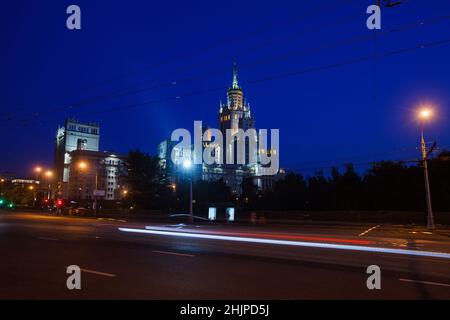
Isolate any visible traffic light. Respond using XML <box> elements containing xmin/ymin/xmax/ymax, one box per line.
<box><xmin>56</xmin><ymin>199</ymin><xmax>64</xmax><ymax>208</ymax></box>
<box><xmin>0</xmin><ymin>199</ymin><xmax>4</xmax><ymax>205</ymax></box>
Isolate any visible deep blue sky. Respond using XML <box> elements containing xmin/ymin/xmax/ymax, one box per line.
<box><xmin>1</xmin><ymin>0</ymin><xmax>450</xmax><ymax>177</ymax></box>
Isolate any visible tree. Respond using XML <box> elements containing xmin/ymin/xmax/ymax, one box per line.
<box><xmin>362</xmin><ymin>161</ymin><xmax>423</xmax><ymax>211</ymax></box>
<box><xmin>271</xmin><ymin>173</ymin><xmax>307</xmax><ymax>210</ymax></box>
<box><xmin>330</xmin><ymin>164</ymin><xmax>362</xmax><ymax>210</ymax></box>
<box><xmin>4</xmin><ymin>185</ymin><xmax>35</xmax><ymax>206</ymax></box>
<box><xmin>174</xmin><ymin>178</ymin><xmax>232</xmax><ymax>213</ymax></box>
<box><xmin>126</xmin><ymin>150</ymin><xmax>169</xmax><ymax>209</ymax></box>
<box><xmin>240</xmin><ymin>176</ymin><xmax>258</xmax><ymax>210</ymax></box>
<box><xmin>307</xmin><ymin>171</ymin><xmax>330</xmax><ymax>210</ymax></box>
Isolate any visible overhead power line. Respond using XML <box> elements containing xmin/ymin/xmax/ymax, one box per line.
<box><xmin>3</xmin><ymin>1</ymin><xmax>362</xmax><ymax>120</ymax></box>
<box><xmin>3</xmin><ymin>0</ymin><xmax>359</xmax><ymax>117</ymax></box>
<box><xmin>2</xmin><ymin>32</ymin><xmax>450</xmax><ymax>131</ymax></box>
<box><xmin>23</xmin><ymin>33</ymin><xmax>450</xmax><ymax>125</ymax></box>
<box><xmin>5</xmin><ymin>10</ymin><xmax>448</xmax><ymax>126</ymax></box>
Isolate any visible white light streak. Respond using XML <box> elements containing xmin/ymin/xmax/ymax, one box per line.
<box><xmin>118</xmin><ymin>227</ymin><xmax>450</xmax><ymax>260</ymax></box>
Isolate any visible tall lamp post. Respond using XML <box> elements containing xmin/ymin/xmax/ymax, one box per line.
<box><xmin>29</xmin><ymin>185</ymin><xmax>36</xmax><ymax>207</ymax></box>
<box><xmin>34</xmin><ymin>166</ymin><xmax>42</xmax><ymax>178</ymax></box>
<box><xmin>418</xmin><ymin>108</ymin><xmax>435</xmax><ymax>230</ymax></box>
<box><xmin>78</xmin><ymin>161</ymin><xmax>98</xmax><ymax>217</ymax></box>
<box><xmin>182</xmin><ymin>159</ymin><xmax>193</xmax><ymax>223</ymax></box>
<box><xmin>33</xmin><ymin>166</ymin><xmax>54</xmax><ymax>208</ymax></box>
<box><xmin>45</xmin><ymin>170</ymin><xmax>53</xmax><ymax>201</ymax></box>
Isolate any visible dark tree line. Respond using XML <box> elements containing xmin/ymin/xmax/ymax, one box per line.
<box><xmin>255</xmin><ymin>152</ymin><xmax>450</xmax><ymax>212</ymax></box>
<box><xmin>126</xmin><ymin>150</ymin><xmax>450</xmax><ymax>212</ymax></box>
<box><xmin>126</xmin><ymin>150</ymin><xmax>172</xmax><ymax>209</ymax></box>
<box><xmin>126</xmin><ymin>150</ymin><xmax>232</xmax><ymax>211</ymax></box>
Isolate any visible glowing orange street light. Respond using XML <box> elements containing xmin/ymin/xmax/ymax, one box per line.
<box><xmin>34</xmin><ymin>166</ymin><xmax>42</xmax><ymax>173</ymax></box>
<box><xmin>77</xmin><ymin>161</ymin><xmax>99</xmax><ymax>217</ymax></box>
<box><xmin>78</xmin><ymin>161</ymin><xmax>88</xmax><ymax>170</ymax></box>
<box><xmin>44</xmin><ymin>170</ymin><xmax>53</xmax><ymax>200</ymax></box>
<box><xmin>417</xmin><ymin>106</ymin><xmax>435</xmax><ymax>229</ymax></box>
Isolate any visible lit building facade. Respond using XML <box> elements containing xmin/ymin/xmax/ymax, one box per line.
<box><xmin>54</xmin><ymin>118</ymin><xmax>100</xmax><ymax>197</ymax></box>
<box><xmin>67</xmin><ymin>150</ymin><xmax>127</xmax><ymax>201</ymax></box>
<box><xmin>54</xmin><ymin>119</ymin><xmax>128</xmax><ymax>201</ymax></box>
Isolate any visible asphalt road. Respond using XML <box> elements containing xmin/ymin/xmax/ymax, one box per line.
<box><xmin>1</xmin><ymin>210</ymin><xmax>450</xmax><ymax>299</ymax></box>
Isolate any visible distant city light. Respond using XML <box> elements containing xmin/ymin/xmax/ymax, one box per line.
<box><xmin>34</xmin><ymin>166</ymin><xmax>42</xmax><ymax>173</ymax></box>
<box><xmin>183</xmin><ymin>159</ymin><xmax>192</xmax><ymax>169</ymax></box>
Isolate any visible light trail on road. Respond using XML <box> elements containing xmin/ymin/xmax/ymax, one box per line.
<box><xmin>144</xmin><ymin>225</ymin><xmax>374</xmax><ymax>245</ymax></box>
<box><xmin>119</xmin><ymin>227</ymin><xmax>450</xmax><ymax>260</ymax></box>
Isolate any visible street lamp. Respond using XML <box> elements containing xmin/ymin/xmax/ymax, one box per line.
<box><xmin>33</xmin><ymin>166</ymin><xmax>42</xmax><ymax>184</ymax></box>
<box><xmin>78</xmin><ymin>162</ymin><xmax>87</xmax><ymax>170</ymax></box>
<box><xmin>418</xmin><ymin>107</ymin><xmax>435</xmax><ymax>230</ymax></box>
<box><xmin>78</xmin><ymin>161</ymin><xmax>98</xmax><ymax>217</ymax></box>
<box><xmin>28</xmin><ymin>185</ymin><xmax>37</xmax><ymax>207</ymax></box>
<box><xmin>45</xmin><ymin>170</ymin><xmax>53</xmax><ymax>200</ymax></box>
<box><xmin>182</xmin><ymin>159</ymin><xmax>193</xmax><ymax>223</ymax></box>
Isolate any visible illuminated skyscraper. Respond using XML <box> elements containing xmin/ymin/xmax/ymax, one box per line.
<box><xmin>159</xmin><ymin>64</ymin><xmax>281</xmax><ymax>194</ymax></box>
<box><xmin>207</xmin><ymin>63</ymin><xmax>259</xmax><ymax>193</ymax></box>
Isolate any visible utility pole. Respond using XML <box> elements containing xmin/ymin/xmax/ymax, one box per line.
<box><xmin>189</xmin><ymin>178</ymin><xmax>193</xmax><ymax>223</ymax></box>
<box><xmin>421</xmin><ymin>121</ymin><xmax>435</xmax><ymax>230</ymax></box>
<box><xmin>94</xmin><ymin>172</ymin><xmax>98</xmax><ymax>217</ymax></box>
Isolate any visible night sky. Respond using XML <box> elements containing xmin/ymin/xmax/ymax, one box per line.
<box><xmin>1</xmin><ymin>0</ymin><xmax>450</xmax><ymax>177</ymax></box>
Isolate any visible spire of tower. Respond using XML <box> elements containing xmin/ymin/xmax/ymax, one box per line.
<box><xmin>232</xmin><ymin>62</ymin><xmax>239</xmax><ymax>89</ymax></box>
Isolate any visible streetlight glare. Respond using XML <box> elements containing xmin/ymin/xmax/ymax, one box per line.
<box><xmin>417</xmin><ymin>105</ymin><xmax>435</xmax><ymax>230</ymax></box>
<box><xmin>45</xmin><ymin>171</ymin><xmax>53</xmax><ymax>177</ymax></box>
<box><xmin>183</xmin><ymin>159</ymin><xmax>192</xmax><ymax>169</ymax></box>
<box><xmin>78</xmin><ymin>162</ymin><xmax>88</xmax><ymax>170</ymax></box>
<box><xmin>418</xmin><ymin>107</ymin><xmax>433</xmax><ymax>120</ymax></box>
<box><xmin>34</xmin><ymin>166</ymin><xmax>42</xmax><ymax>173</ymax></box>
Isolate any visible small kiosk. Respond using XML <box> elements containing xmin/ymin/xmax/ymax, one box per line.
<box><xmin>207</xmin><ymin>202</ymin><xmax>236</xmax><ymax>222</ymax></box>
